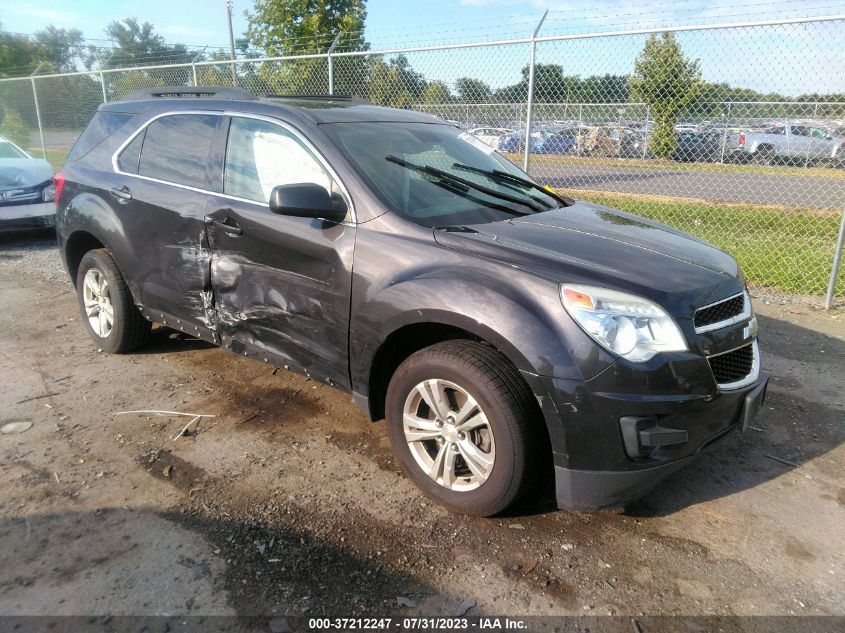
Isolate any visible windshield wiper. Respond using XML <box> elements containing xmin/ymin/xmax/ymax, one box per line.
<box><xmin>452</xmin><ymin>162</ymin><xmax>573</xmax><ymax>207</ymax></box>
<box><xmin>386</xmin><ymin>155</ymin><xmax>545</xmax><ymax>213</ymax></box>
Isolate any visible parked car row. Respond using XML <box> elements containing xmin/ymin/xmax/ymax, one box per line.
<box><xmin>466</xmin><ymin>120</ymin><xmax>845</xmax><ymax>166</ymax></box>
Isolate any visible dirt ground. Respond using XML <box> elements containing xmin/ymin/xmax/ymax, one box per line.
<box><xmin>0</xmin><ymin>231</ymin><xmax>843</xmax><ymax>622</ymax></box>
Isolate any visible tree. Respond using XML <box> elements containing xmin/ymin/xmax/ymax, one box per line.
<box><xmin>421</xmin><ymin>81</ymin><xmax>451</xmax><ymax>104</ymax></box>
<box><xmin>455</xmin><ymin>77</ymin><xmax>491</xmax><ymax>102</ymax></box>
<box><xmin>246</xmin><ymin>0</ymin><xmax>368</xmax><ymax>55</ymax></box>
<box><xmin>630</xmin><ymin>32</ymin><xmax>702</xmax><ymax>159</ymax></box>
<box><xmin>245</xmin><ymin>0</ymin><xmax>369</xmax><ymax>95</ymax></box>
<box><xmin>96</xmin><ymin>18</ymin><xmax>192</xmax><ymax>68</ymax></box>
<box><xmin>0</xmin><ymin>23</ymin><xmax>41</xmax><ymax>77</ymax></box>
<box><xmin>33</xmin><ymin>26</ymin><xmax>85</xmax><ymax>73</ymax></box>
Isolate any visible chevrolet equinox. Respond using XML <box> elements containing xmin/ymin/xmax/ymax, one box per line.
<box><xmin>55</xmin><ymin>87</ymin><xmax>768</xmax><ymax>516</ymax></box>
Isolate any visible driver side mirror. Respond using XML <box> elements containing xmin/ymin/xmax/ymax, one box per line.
<box><xmin>269</xmin><ymin>183</ymin><xmax>347</xmax><ymax>222</ymax></box>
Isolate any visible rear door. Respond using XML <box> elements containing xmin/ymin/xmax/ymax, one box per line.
<box><xmin>205</xmin><ymin>114</ymin><xmax>355</xmax><ymax>388</ymax></box>
<box><xmin>113</xmin><ymin>112</ymin><xmax>222</xmax><ymax>329</ymax></box>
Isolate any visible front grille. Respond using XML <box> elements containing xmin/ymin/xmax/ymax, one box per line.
<box><xmin>695</xmin><ymin>293</ymin><xmax>745</xmax><ymax>330</ymax></box>
<box><xmin>709</xmin><ymin>343</ymin><xmax>755</xmax><ymax>385</ymax></box>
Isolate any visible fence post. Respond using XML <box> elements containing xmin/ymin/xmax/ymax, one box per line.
<box><xmin>99</xmin><ymin>70</ymin><xmax>108</xmax><ymax>103</ymax></box>
<box><xmin>522</xmin><ymin>10</ymin><xmax>548</xmax><ymax>172</ymax></box>
<box><xmin>642</xmin><ymin>104</ymin><xmax>650</xmax><ymax>159</ymax></box>
<box><xmin>29</xmin><ymin>64</ymin><xmax>47</xmax><ymax>160</ymax></box>
<box><xmin>805</xmin><ymin>102</ymin><xmax>819</xmax><ymax>167</ymax></box>
<box><xmin>327</xmin><ymin>33</ymin><xmax>342</xmax><ymax>95</ymax></box>
<box><xmin>825</xmin><ymin>207</ymin><xmax>845</xmax><ymax>309</ymax></box>
<box><xmin>190</xmin><ymin>47</ymin><xmax>207</xmax><ymax>87</ymax></box>
<box><xmin>719</xmin><ymin>101</ymin><xmax>731</xmax><ymax>164</ymax></box>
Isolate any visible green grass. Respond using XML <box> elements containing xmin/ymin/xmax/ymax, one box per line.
<box><xmin>569</xmin><ymin>190</ymin><xmax>841</xmax><ymax>295</ymax></box>
<box><xmin>502</xmin><ymin>152</ymin><xmax>845</xmax><ymax>180</ymax></box>
<box><xmin>44</xmin><ymin>149</ymin><xmax>68</xmax><ymax>171</ymax></box>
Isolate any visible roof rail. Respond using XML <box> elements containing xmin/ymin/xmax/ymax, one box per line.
<box><xmin>262</xmin><ymin>94</ymin><xmax>370</xmax><ymax>104</ymax></box>
<box><xmin>118</xmin><ymin>86</ymin><xmax>258</xmax><ymax>102</ymax></box>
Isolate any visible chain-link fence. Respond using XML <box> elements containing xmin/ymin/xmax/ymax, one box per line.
<box><xmin>1</xmin><ymin>14</ymin><xmax>843</xmax><ymax>305</ymax></box>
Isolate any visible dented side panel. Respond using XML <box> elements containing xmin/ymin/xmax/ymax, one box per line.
<box><xmin>205</xmin><ymin>196</ymin><xmax>355</xmax><ymax>390</ymax></box>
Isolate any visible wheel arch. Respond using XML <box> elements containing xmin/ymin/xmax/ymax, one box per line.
<box><xmin>64</xmin><ymin>230</ymin><xmax>106</xmax><ymax>287</ymax></box>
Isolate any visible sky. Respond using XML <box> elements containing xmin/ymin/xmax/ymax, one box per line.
<box><xmin>1</xmin><ymin>1</ymin><xmax>843</xmax><ymax>95</ymax></box>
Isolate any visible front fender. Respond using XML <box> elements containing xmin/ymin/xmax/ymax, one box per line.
<box><xmin>349</xmin><ymin>268</ymin><xmax>612</xmax><ymax>398</ymax></box>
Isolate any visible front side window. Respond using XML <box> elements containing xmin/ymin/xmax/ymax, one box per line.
<box><xmin>137</xmin><ymin>114</ymin><xmax>219</xmax><ymax>187</ymax></box>
<box><xmin>224</xmin><ymin>116</ymin><xmax>333</xmax><ymax>204</ymax></box>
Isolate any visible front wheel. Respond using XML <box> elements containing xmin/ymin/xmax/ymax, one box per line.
<box><xmin>385</xmin><ymin>340</ymin><xmax>538</xmax><ymax>516</ymax></box>
<box><xmin>75</xmin><ymin>249</ymin><xmax>151</xmax><ymax>353</ymax></box>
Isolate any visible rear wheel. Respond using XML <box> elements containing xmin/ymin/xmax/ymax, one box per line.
<box><xmin>754</xmin><ymin>145</ymin><xmax>776</xmax><ymax>166</ymax></box>
<box><xmin>75</xmin><ymin>249</ymin><xmax>151</xmax><ymax>353</ymax></box>
<box><xmin>385</xmin><ymin>340</ymin><xmax>538</xmax><ymax>516</ymax></box>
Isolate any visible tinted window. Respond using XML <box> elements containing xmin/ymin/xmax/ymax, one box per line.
<box><xmin>138</xmin><ymin>114</ymin><xmax>218</xmax><ymax>187</ymax></box>
<box><xmin>68</xmin><ymin>111</ymin><xmax>132</xmax><ymax>161</ymax></box>
<box><xmin>224</xmin><ymin>117</ymin><xmax>333</xmax><ymax>204</ymax></box>
<box><xmin>117</xmin><ymin>131</ymin><xmax>144</xmax><ymax>174</ymax></box>
<box><xmin>791</xmin><ymin>126</ymin><xmax>809</xmax><ymax>136</ymax></box>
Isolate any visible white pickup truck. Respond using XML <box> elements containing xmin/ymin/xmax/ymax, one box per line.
<box><xmin>727</xmin><ymin>124</ymin><xmax>844</xmax><ymax>165</ymax></box>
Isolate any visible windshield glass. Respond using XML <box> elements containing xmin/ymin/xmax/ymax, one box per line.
<box><xmin>321</xmin><ymin>122</ymin><xmax>563</xmax><ymax>227</ymax></box>
<box><xmin>0</xmin><ymin>140</ymin><xmax>28</xmax><ymax>159</ymax></box>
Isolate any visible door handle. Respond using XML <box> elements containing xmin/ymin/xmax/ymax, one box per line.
<box><xmin>110</xmin><ymin>186</ymin><xmax>132</xmax><ymax>202</ymax></box>
<box><xmin>206</xmin><ymin>218</ymin><xmax>243</xmax><ymax>236</ymax></box>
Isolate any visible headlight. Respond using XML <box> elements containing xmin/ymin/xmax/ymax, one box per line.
<box><xmin>561</xmin><ymin>284</ymin><xmax>687</xmax><ymax>362</ymax></box>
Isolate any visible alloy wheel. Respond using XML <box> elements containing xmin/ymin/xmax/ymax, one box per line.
<box><xmin>402</xmin><ymin>378</ymin><xmax>495</xmax><ymax>491</ymax></box>
<box><xmin>82</xmin><ymin>268</ymin><xmax>114</xmax><ymax>338</ymax></box>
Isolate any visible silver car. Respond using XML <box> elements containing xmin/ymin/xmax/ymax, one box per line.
<box><xmin>0</xmin><ymin>135</ymin><xmax>56</xmax><ymax>232</ymax></box>
<box><xmin>727</xmin><ymin>124</ymin><xmax>844</xmax><ymax>165</ymax></box>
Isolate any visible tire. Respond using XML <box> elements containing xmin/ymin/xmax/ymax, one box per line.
<box><xmin>385</xmin><ymin>340</ymin><xmax>538</xmax><ymax>517</ymax></box>
<box><xmin>75</xmin><ymin>248</ymin><xmax>151</xmax><ymax>354</ymax></box>
<box><xmin>754</xmin><ymin>146</ymin><xmax>776</xmax><ymax>166</ymax></box>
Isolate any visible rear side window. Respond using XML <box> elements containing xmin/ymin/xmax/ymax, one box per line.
<box><xmin>68</xmin><ymin>111</ymin><xmax>133</xmax><ymax>162</ymax></box>
<box><xmin>117</xmin><ymin>132</ymin><xmax>144</xmax><ymax>174</ymax></box>
<box><xmin>138</xmin><ymin>114</ymin><xmax>219</xmax><ymax>187</ymax></box>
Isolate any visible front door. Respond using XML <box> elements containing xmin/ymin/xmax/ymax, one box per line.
<box><xmin>205</xmin><ymin>115</ymin><xmax>355</xmax><ymax>389</ymax></box>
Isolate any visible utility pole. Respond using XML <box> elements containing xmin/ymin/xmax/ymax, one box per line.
<box><xmin>226</xmin><ymin>0</ymin><xmax>237</xmax><ymax>86</ymax></box>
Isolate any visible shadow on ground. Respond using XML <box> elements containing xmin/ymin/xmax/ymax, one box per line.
<box><xmin>0</xmin><ymin>507</ymin><xmax>436</xmax><ymax>620</ymax></box>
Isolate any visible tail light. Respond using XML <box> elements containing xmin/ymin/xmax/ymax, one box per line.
<box><xmin>738</xmin><ymin>133</ymin><xmax>746</xmax><ymax>145</ymax></box>
<box><xmin>53</xmin><ymin>171</ymin><xmax>65</xmax><ymax>207</ymax></box>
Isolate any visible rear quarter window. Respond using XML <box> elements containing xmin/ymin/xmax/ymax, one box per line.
<box><xmin>137</xmin><ymin>114</ymin><xmax>219</xmax><ymax>187</ymax></box>
<box><xmin>67</xmin><ymin>111</ymin><xmax>133</xmax><ymax>162</ymax></box>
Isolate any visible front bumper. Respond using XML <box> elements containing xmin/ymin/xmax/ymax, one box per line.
<box><xmin>525</xmin><ymin>365</ymin><xmax>769</xmax><ymax>511</ymax></box>
<box><xmin>0</xmin><ymin>202</ymin><xmax>56</xmax><ymax>233</ymax></box>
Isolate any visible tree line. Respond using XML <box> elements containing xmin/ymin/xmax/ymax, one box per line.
<box><xmin>1</xmin><ymin>1</ymin><xmax>843</xmax><ymax>157</ymax></box>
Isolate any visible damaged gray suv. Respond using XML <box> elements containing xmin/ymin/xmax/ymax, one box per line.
<box><xmin>56</xmin><ymin>87</ymin><xmax>767</xmax><ymax>516</ymax></box>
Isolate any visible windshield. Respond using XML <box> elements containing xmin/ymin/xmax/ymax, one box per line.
<box><xmin>321</xmin><ymin>122</ymin><xmax>563</xmax><ymax>227</ymax></box>
<box><xmin>0</xmin><ymin>140</ymin><xmax>29</xmax><ymax>159</ymax></box>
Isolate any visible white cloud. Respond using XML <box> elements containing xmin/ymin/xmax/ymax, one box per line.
<box><xmin>2</xmin><ymin>6</ymin><xmax>82</xmax><ymax>26</ymax></box>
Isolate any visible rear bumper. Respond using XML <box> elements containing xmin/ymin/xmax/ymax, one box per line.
<box><xmin>0</xmin><ymin>202</ymin><xmax>56</xmax><ymax>233</ymax></box>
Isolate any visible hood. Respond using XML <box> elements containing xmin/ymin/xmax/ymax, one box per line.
<box><xmin>0</xmin><ymin>158</ymin><xmax>53</xmax><ymax>189</ymax></box>
<box><xmin>433</xmin><ymin>201</ymin><xmax>742</xmax><ymax>309</ymax></box>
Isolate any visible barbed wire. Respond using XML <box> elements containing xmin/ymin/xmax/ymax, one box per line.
<box><xmin>2</xmin><ymin>0</ymin><xmax>844</xmax><ymax>77</ymax></box>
